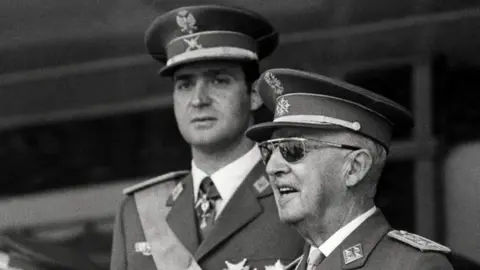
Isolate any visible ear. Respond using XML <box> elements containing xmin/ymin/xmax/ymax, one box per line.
<box><xmin>249</xmin><ymin>80</ymin><xmax>263</xmax><ymax>111</ymax></box>
<box><xmin>343</xmin><ymin>149</ymin><xmax>373</xmax><ymax>188</ymax></box>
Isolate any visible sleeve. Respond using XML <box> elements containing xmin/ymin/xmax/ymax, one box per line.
<box><xmin>110</xmin><ymin>198</ymin><xmax>128</xmax><ymax>270</ymax></box>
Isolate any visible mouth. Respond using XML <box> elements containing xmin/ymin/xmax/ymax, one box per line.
<box><xmin>277</xmin><ymin>185</ymin><xmax>299</xmax><ymax>196</ymax></box>
<box><xmin>191</xmin><ymin>116</ymin><xmax>217</xmax><ymax>123</ymax></box>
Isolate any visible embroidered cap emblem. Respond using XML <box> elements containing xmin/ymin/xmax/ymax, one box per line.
<box><xmin>264</xmin><ymin>72</ymin><xmax>284</xmax><ymax>96</ymax></box>
<box><xmin>184</xmin><ymin>35</ymin><xmax>203</xmax><ymax>52</ymax></box>
<box><xmin>176</xmin><ymin>10</ymin><xmax>197</xmax><ymax>34</ymax></box>
<box><xmin>275</xmin><ymin>97</ymin><xmax>291</xmax><ymax>117</ymax></box>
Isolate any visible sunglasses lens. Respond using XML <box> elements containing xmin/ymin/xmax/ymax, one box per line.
<box><xmin>259</xmin><ymin>143</ymin><xmax>274</xmax><ymax>165</ymax></box>
<box><xmin>279</xmin><ymin>140</ymin><xmax>306</xmax><ymax>163</ymax></box>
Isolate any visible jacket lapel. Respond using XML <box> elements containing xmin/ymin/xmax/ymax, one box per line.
<box><xmin>317</xmin><ymin>210</ymin><xmax>391</xmax><ymax>270</ymax></box>
<box><xmin>166</xmin><ymin>174</ymin><xmax>200</xmax><ymax>254</ymax></box>
<box><xmin>194</xmin><ymin>161</ymin><xmax>267</xmax><ymax>260</ymax></box>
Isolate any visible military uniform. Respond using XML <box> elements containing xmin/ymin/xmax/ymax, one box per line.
<box><xmin>110</xmin><ymin>6</ymin><xmax>304</xmax><ymax>270</ymax></box>
<box><xmin>111</xmin><ymin>162</ymin><xmax>305</xmax><ymax>270</ymax></box>
<box><xmin>244</xmin><ymin>69</ymin><xmax>454</xmax><ymax>270</ymax></box>
<box><xmin>291</xmin><ymin>210</ymin><xmax>453</xmax><ymax>270</ymax></box>
<box><xmin>0</xmin><ymin>233</ymin><xmax>101</xmax><ymax>270</ymax></box>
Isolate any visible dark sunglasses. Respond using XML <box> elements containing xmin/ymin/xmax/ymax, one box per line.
<box><xmin>258</xmin><ymin>137</ymin><xmax>361</xmax><ymax>165</ymax></box>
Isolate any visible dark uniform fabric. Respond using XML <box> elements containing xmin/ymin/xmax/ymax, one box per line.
<box><xmin>293</xmin><ymin>211</ymin><xmax>453</xmax><ymax>270</ymax></box>
<box><xmin>110</xmin><ymin>161</ymin><xmax>305</xmax><ymax>270</ymax></box>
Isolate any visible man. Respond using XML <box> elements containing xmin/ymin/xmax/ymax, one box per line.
<box><xmin>110</xmin><ymin>5</ymin><xmax>304</xmax><ymax>270</ymax></box>
<box><xmin>0</xmin><ymin>233</ymin><xmax>100</xmax><ymax>270</ymax></box>
<box><xmin>245</xmin><ymin>68</ymin><xmax>454</xmax><ymax>270</ymax></box>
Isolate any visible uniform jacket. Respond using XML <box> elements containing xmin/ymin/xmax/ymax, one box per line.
<box><xmin>110</xmin><ymin>161</ymin><xmax>305</xmax><ymax>270</ymax></box>
<box><xmin>293</xmin><ymin>210</ymin><xmax>453</xmax><ymax>270</ymax></box>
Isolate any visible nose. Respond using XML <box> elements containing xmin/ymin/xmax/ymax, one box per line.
<box><xmin>190</xmin><ymin>79</ymin><xmax>211</xmax><ymax>107</ymax></box>
<box><xmin>266</xmin><ymin>148</ymin><xmax>290</xmax><ymax>178</ymax></box>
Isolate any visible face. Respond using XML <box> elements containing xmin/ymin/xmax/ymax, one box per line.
<box><xmin>172</xmin><ymin>61</ymin><xmax>261</xmax><ymax>148</ymax></box>
<box><xmin>265</xmin><ymin>128</ymin><xmax>352</xmax><ymax>226</ymax></box>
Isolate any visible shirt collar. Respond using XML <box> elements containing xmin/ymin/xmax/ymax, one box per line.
<box><xmin>310</xmin><ymin>206</ymin><xmax>377</xmax><ymax>257</ymax></box>
<box><xmin>191</xmin><ymin>145</ymin><xmax>261</xmax><ymax>201</ymax></box>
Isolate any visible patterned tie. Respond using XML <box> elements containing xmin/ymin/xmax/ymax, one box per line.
<box><xmin>306</xmin><ymin>248</ymin><xmax>325</xmax><ymax>270</ymax></box>
<box><xmin>195</xmin><ymin>177</ymin><xmax>221</xmax><ymax>240</ymax></box>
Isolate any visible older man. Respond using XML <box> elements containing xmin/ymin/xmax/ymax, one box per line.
<box><xmin>245</xmin><ymin>68</ymin><xmax>454</xmax><ymax>270</ymax></box>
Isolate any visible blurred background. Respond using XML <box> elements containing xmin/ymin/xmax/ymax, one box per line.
<box><xmin>1</xmin><ymin>0</ymin><xmax>480</xmax><ymax>269</ymax></box>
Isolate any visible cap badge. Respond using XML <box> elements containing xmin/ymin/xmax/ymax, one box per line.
<box><xmin>264</xmin><ymin>72</ymin><xmax>284</xmax><ymax>95</ymax></box>
<box><xmin>176</xmin><ymin>10</ymin><xmax>197</xmax><ymax>34</ymax></box>
<box><xmin>343</xmin><ymin>243</ymin><xmax>363</xmax><ymax>265</ymax></box>
<box><xmin>184</xmin><ymin>35</ymin><xmax>203</xmax><ymax>52</ymax></box>
<box><xmin>275</xmin><ymin>97</ymin><xmax>291</xmax><ymax>117</ymax></box>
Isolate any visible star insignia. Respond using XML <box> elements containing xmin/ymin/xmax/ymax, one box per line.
<box><xmin>224</xmin><ymin>258</ymin><xmax>250</xmax><ymax>270</ymax></box>
<box><xmin>265</xmin><ymin>260</ymin><xmax>286</xmax><ymax>270</ymax></box>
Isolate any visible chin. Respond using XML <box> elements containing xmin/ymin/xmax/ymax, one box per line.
<box><xmin>278</xmin><ymin>210</ymin><xmax>303</xmax><ymax>225</ymax></box>
<box><xmin>184</xmin><ymin>129</ymin><xmax>222</xmax><ymax>144</ymax></box>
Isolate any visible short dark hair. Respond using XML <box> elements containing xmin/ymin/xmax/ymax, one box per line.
<box><xmin>240</xmin><ymin>61</ymin><xmax>274</xmax><ymax>124</ymax></box>
<box><xmin>241</xmin><ymin>61</ymin><xmax>260</xmax><ymax>88</ymax></box>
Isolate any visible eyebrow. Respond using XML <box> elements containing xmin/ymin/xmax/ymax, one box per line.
<box><xmin>173</xmin><ymin>74</ymin><xmax>192</xmax><ymax>82</ymax></box>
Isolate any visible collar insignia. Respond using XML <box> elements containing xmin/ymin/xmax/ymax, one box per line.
<box><xmin>343</xmin><ymin>243</ymin><xmax>363</xmax><ymax>265</ymax></box>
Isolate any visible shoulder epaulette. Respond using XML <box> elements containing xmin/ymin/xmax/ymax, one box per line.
<box><xmin>387</xmin><ymin>230</ymin><xmax>451</xmax><ymax>253</ymax></box>
<box><xmin>123</xmin><ymin>170</ymin><xmax>189</xmax><ymax>195</ymax></box>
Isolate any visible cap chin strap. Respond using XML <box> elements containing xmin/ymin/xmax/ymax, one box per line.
<box><xmin>166</xmin><ymin>46</ymin><xmax>258</xmax><ymax>66</ymax></box>
<box><xmin>274</xmin><ymin>114</ymin><xmax>362</xmax><ymax>131</ymax></box>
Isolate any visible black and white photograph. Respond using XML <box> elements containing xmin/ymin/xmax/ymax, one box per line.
<box><xmin>1</xmin><ymin>1</ymin><xmax>479</xmax><ymax>269</ymax></box>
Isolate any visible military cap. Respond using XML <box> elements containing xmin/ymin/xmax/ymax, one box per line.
<box><xmin>245</xmin><ymin>68</ymin><xmax>413</xmax><ymax>149</ymax></box>
<box><xmin>0</xmin><ymin>233</ymin><xmax>101</xmax><ymax>270</ymax></box>
<box><xmin>145</xmin><ymin>5</ymin><xmax>278</xmax><ymax>76</ymax></box>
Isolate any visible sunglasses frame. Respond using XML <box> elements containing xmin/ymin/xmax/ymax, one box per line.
<box><xmin>258</xmin><ymin>137</ymin><xmax>362</xmax><ymax>165</ymax></box>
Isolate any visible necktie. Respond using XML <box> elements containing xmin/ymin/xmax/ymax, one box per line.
<box><xmin>195</xmin><ymin>177</ymin><xmax>221</xmax><ymax>240</ymax></box>
<box><xmin>306</xmin><ymin>248</ymin><xmax>325</xmax><ymax>270</ymax></box>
